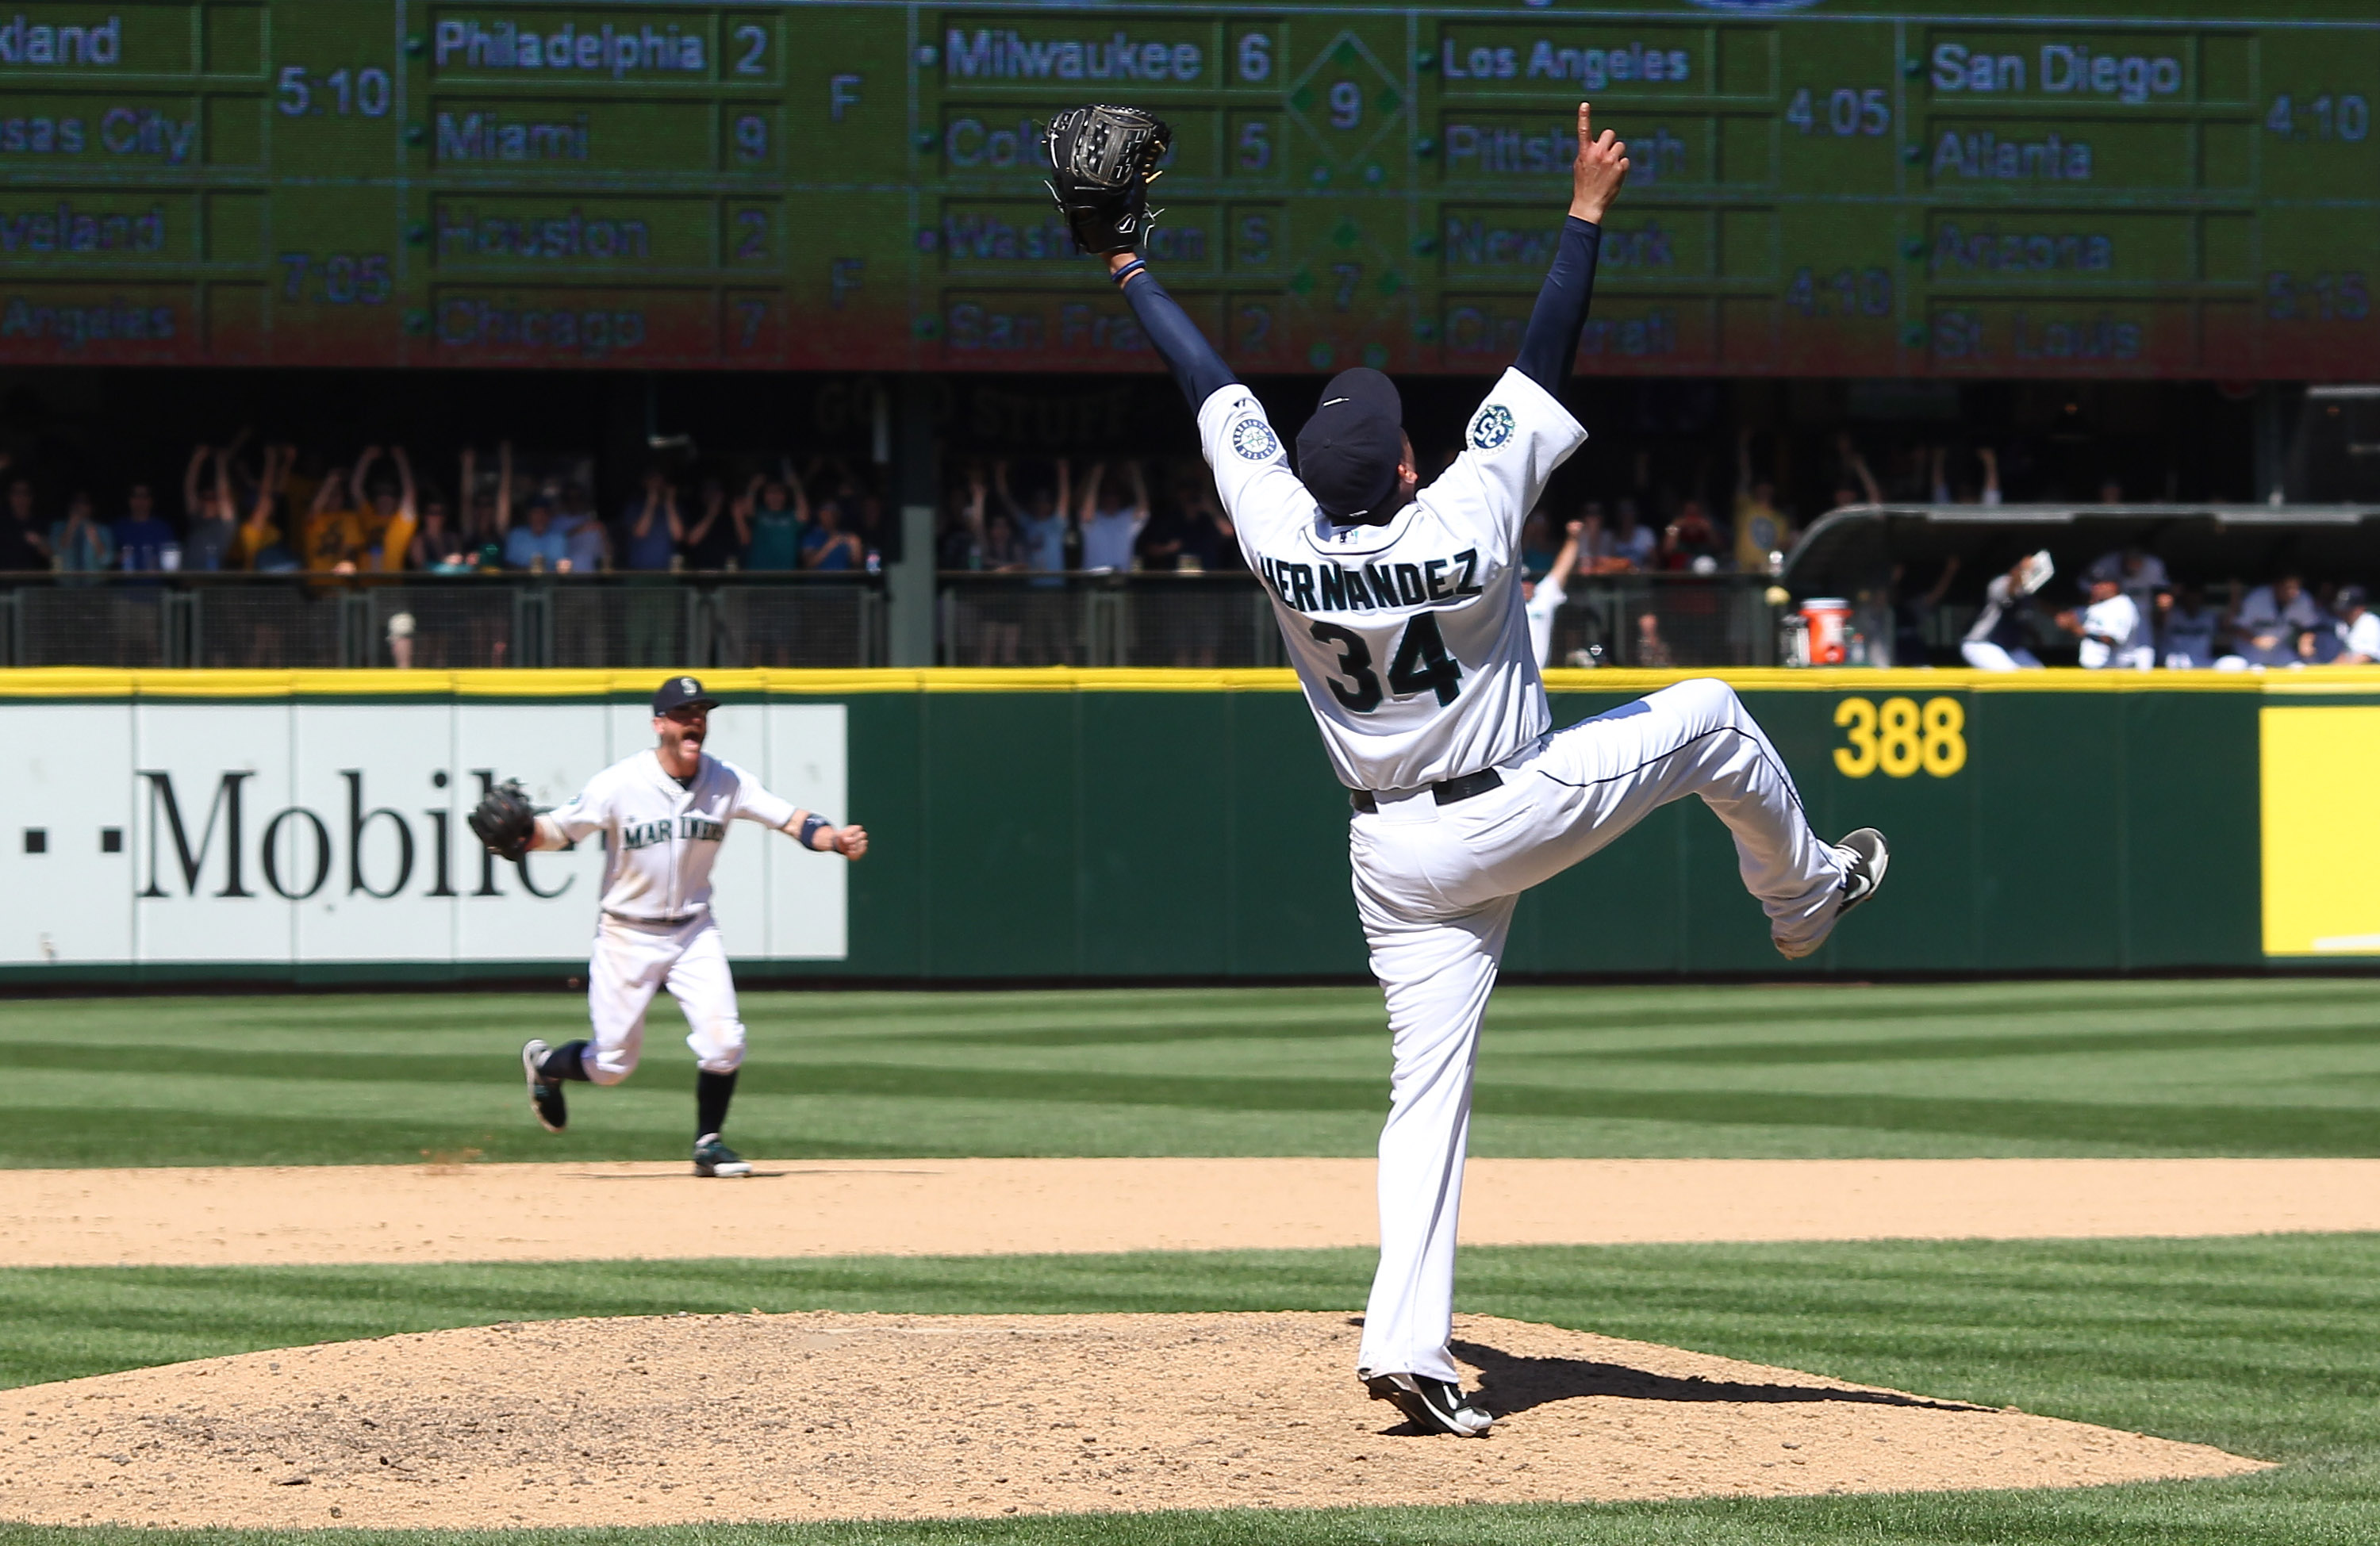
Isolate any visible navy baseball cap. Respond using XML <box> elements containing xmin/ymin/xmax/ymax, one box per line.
<box><xmin>2341</xmin><ymin>585</ymin><xmax>2370</xmax><ymax>608</ymax></box>
<box><xmin>1296</xmin><ymin>368</ymin><xmax>1405</xmax><ymax>523</ymax></box>
<box><xmin>651</xmin><ymin>674</ymin><xmax>719</xmax><ymax>715</ymax></box>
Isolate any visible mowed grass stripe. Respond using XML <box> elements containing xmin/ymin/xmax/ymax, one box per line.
<box><xmin>1</xmin><ymin>980</ymin><xmax>2374</xmax><ymax>1168</ymax></box>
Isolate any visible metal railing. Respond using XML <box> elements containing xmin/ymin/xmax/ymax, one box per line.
<box><xmin>0</xmin><ymin>574</ymin><xmax>888</xmax><ymax>669</ymax></box>
<box><xmin>0</xmin><ymin>571</ymin><xmax>1775</xmax><ymax>671</ymax></box>
<box><xmin>935</xmin><ymin>572</ymin><xmax>1779</xmax><ymax>669</ymax></box>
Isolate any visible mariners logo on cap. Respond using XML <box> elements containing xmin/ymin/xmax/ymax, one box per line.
<box><xmin>678</xmin><ymin>677</ymin><xmax>697</xmax><ymax>694</ymax></box>
<box><xmin>1232</xmin><ymin>420</ymin><xmax>1280</xmax><ymax>461</ymax></box>
<box><xmin>1468</xmin><ymin>404</ymin><xmax>1515</xmax><ymax>451</ymax></box>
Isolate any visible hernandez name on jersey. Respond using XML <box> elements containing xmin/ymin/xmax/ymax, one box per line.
<box><xmin>1198</xmin><ymin>368</ymin><xmax>1587</xmax><ymax>793</ymax></box>
<box><xmin>547</xmin><ymin>750</ymin><xmax>797</xmax><ymax>920</ymax></box>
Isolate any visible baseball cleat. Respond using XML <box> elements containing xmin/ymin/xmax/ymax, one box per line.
<box><xmin>522</xmin><ymin>1038</ymin><xmax>566</xmax><ymax>1133</ymax></box>
<box><xmin>1363</xmin><ymin>1371</ymin><xmax>1494</xmax><ymax>1437</ymax></box>
<box><xmin>693</xmin><ymin>1134</ymin><xmax>753</xmax><ymax>1178</ymax></box>
<box><xmin>1775</xmin><ymin>827</ymin><xmax>1890</xmax><ymax>961</ymax></box>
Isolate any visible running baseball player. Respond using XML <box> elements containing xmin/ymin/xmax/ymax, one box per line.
<box><xmin>470</xmin><ymin>675</ymin><xmax>867</xmax><ymax>1177</ymax></box>
<box><xmin>1046</xmin><ymin>102</ymin><xmax>1887</xmax><ymax>1436</ymax></box>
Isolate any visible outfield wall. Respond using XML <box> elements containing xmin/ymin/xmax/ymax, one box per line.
<box><xmin>0</xmin><ymin>666</ymin><xmax>2369</xmax><ymax>983</ymax></box>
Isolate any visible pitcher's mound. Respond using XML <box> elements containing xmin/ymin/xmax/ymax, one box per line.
<box><xmin>0</xmin><ymin>1312</ymin><xmax>2263</xmax><ymax>1529</ymax></box>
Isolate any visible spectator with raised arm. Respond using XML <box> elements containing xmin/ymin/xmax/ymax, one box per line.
<box><xmin>1525</xmin><ymin>518</ymin><xmax>1584</xmax><ymax>669</ymax></box>
<box><xmin>358</xmin><ymin>445</ymin><xmax>419</xmax><ymax>571</ymax></box>
<box><xmin>1831</xmin><ymin>433</ymin><xmax>1883</xmax><ymax>509</ymax></box>
<box><xmin>684</xmin><ymin>477</ymin><xmax>740</xmax><ymax>571</ymax></box>
<box><xmin>1733</xmin><ymin>428</ymin><xmax>1789</xmax><ymax>573</ymax></box>
<box><xmin>236</xmin><ymin>444</ymin><xmax>299</xmax><ymax>572</ymax></box>
<box><xmin>1077</xmin><ymin>458</ymin><xmax>1150</xmax><ymax>573</ymax></box>
<box><xmin>620</xmin><ymin>468</ymin><xmax>681</xmax><ymax>573</ymax></box>
<box><xmin>997</xmin><ymin>458</ymin><xmax>1072</xmax><ymax>577</ymax></box>
<box><xmin>301</xmin><ymin>456</ymin><xmax>365</xmax><ymax>573</ymax></box>
<box><xmin>744</xmin><ymin>462</ymin><xmax>804</xmax><ymax>571</ymax></box>
<box><xmin>182</xmin><ymin>444</ymin><xmax>239</xmax><ymax>571</ymax></box>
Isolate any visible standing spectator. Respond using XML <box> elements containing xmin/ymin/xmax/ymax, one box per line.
<box><xmin>997</xmin><ymin>458</ymin><xmax>1072</xmax><ymax>576</ymax></box>
<box><xmin>2057</xmin><ymin>574</ymin><xmax>2151</xmax><ymax>669</ymax></box>
<box><xmin>743</xmin><ymin>464</ymin><xmax>804</xmax><ymax>571</ymax></box>
<box><xmin>1633</xmin><ymin>612</ymin><xmax>1674</xmax><ymax>666</ymax></box>
<box><xmin>1525</xmin><ymin>519</ymin><xmax>1583</xmax><ymax>669</ymax></box>
<box><xmin>1962</xmin><ymin>552</ymin><xmax>2052</xmax><ymax>669</ymax></box>
<box><xmin>1076</xmin><ymin>459</ymin><xmax>1149</xmax><ymax>573</ymax></box>
<box><xmin>1518</xmin><ymin>511</ymin><xmax>1560</xmax><ymax>579</ymax></box>
<box><xmin>2329</xmin><ymin>585</ymin><xmax>2378</xmax><ymax>664</ymax></box>
<box><xmin>2086</xmin><ymin>544</ymin><xmax>2169</xmax><ymax>616</ymax></box>
<box><xmin>1830</xmin><ymin>433</ymin><xmax>1883</xmax><ymax>509</ymax></box>
<box><xmin>503</xmin><ymin>495</ymin><xmax>569</xmax><ymax>570</ymax></box>
<box><xmin>555</xmin><ymin>482</ymin><xmax>606</xmax><ymax>574</ymax></box>
<box><xmin>51</xmin><ymin>490</ymin><xmax>113</xmax><ymax>577</ymax></box>
<box><xmin>411</xmin><ymin>492</ymin><xmax>471</xmax><ymax>573</ymax></box>
<box><xmin>354</xmin><ymin>446</ymin><xmax>417</xmax><ymax>571</ymax></box>
<box><xmin>1591</xmin><ymin>498</ymin><xmax>1656</xmax><ymax>573</ymax></box>
<box><xmin>2232</xmin><ymin>574</ymin><xmax>2324</xmax><ymax>667</ymax></box>
<box><xmin>619</xmin><ymin>470</ymin><xmax>682</xmax><ymax>572</ymax></box>
<box><xmin>301</xmin><ymin>460</ymin><xmax>366</xmax><ymax>572</ymax></box>
<box><xmin>2157</xmin><ymin>586</ymin><xmax>2222</xmax><ymax>669</ymax></box>
<box><xmin>684</xmin><ymin>478</ymin><xmax>742</xmax><ymax>570</ymax></box>
<box><xmin>1660</xmin><ymin>499</ymin><xmax>1724</xmax><ymax>573</ymax></box>
<box><xmin>0</xmin><ymin>470</ymin><xmax>52</xmax><ymax>571</ymax></box>
<box><xmin>1733</xmin><ymin>428</ymin><xmax>1789</xmax><ymax>573</ymax></box>
<box><xmin>182</xmin><ymin>445</ymin><xmax>238</xmax><ymax>572</ymax></box>
<box><xmin>801</xmin><ymin>497</ymin><xmax>865</xmax><ymax>571</ymax></box>
<box><xmin>236</xmin><ymin>444</ymin><xmax>299</xmax><ymax>572</ymax></box>
<box><xmin>113</xmin><ymin>480</ymin><xmax>179</xmax><ymax>573</ymax></box>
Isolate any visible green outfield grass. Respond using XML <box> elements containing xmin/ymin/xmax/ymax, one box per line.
<box><xmin>2</xmin><ymin>977</ymin><xmax>2377</xmax><ymax>1168</ymax></box>
<box><xmin>1</xmin><ymin>1235</ymin><xmax>2375</xmax><ymax>1544</ymax></box>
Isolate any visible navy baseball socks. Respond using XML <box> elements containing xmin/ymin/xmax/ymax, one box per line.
<box><xmin>693</xmin><ymin>1070</ymin><xmax>752</xmax><ymax>1176</ymax></box>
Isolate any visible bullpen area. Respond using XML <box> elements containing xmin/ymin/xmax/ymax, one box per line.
<box><xmin>0</xmin><ymin>978</ymin><xmax>2374</xmax><ymax>1544</ymax></box>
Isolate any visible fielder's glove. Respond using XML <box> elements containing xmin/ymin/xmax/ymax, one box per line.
<box><xmin>1042</xmin><ymin>104</ymin><xmax>1173</xmax><ymax>256</ymax></box>
<box><xmin>467</xmin><ymin>778</ymin><xmax>539</xmax><ymax>864</ymax></box>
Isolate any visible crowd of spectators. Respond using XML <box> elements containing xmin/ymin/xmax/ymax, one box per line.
<box><xmin>0</xmin><ymin>440</ymin><xmax>888</xmax><ymax>578</ymax></box>
<box><xmin>1949</xmin><ymin>550</ymin><xmax>2378</xmax><ymax>672</ymax></box>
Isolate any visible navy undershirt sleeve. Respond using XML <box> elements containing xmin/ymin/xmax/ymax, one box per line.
<box><xmin>1119</xmin><ymin>269</ymin><xmax>1238</xmax><ymax>409</ymax></box>
<box><xmin>1512</xmin><ymin>217</ymin><xmax>1604</xmax><ymax>394</ymax></box>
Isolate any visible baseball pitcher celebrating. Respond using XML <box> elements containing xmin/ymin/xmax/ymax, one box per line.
<box><xmin>470</xmin><ymin>675</ymin><xmax>867</xmax><ymax>1177</ymax></box>
<box><xmin>1045</xmin><ymin>102</ymin><xmax>1887</xmax><ymax>1435</ymax></box>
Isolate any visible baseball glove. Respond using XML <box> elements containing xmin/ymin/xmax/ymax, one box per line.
<box><xmin>1042</xmin><ymin>104</ymin><xmax>1173</xmax><ymax>256</ymax></box>
<box><xmin>467</xmin><ymin>778</ymin><xmax>539</xmax><ymax>864</ymax></box>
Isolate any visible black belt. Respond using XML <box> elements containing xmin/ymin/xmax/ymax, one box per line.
<box><xmin>1349</xmin><ymin>767</ymin><xmax>1502</xmax><ymax>814</ymax></box>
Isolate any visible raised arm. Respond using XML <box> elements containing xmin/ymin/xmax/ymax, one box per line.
<box><xmin>495</xmin><ymin>441</ymin><xmax>513</xmax><ymax>532</ymax></box>
<box><xmin>1126</xmin><ymin>460</ymin><xmax>1150</xmax><ymax>527</ymax></box>
<box><xmin>1104</xmin><ymin>252</ymin><xmax>1237</xmax><ymax>409</ymax></box>
<box><xmin>1546</xmin><ymin>519</ymin><xmax>1584</xmax><ymax>592</ymax></box>
<box><xmin>1076</xmin><ymin>461</ymin><xmax>1105</xmax><ymax>525</ymax></box>
<box><xmin>392</xmin><ymin>445</ymin><xmax>416</xmax><ymax>518</ymax></box>
<box><xmin>183</xmin><ymin>444</ymin><xmax>209</xmax><ymax>519</ymax></box>
<box><xmin>1513</xmin><ymin>104</ymin><xmax>1629</xmax><ymax>394</ymax></box>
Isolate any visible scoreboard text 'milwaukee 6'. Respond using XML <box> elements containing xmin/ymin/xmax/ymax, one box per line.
<box><xmin>0</xmin><ymin>0</ymin><xmax>2371</xmax><ymax>375</ymax></box>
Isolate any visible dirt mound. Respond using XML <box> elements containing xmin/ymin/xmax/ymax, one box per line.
<box><xmin>0</xmin><ymin>1313</ymin><xmax>2262</xmax><ymax>1528</ymax></box>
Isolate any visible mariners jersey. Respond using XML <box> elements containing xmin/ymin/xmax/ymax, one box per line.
<box><xmin>1199</xmin><ymin>368</ymin><xmax>1587</xmax><ymax>791</ymax></box>
<box><xmin>547</xmin><ymin>750</ymin><xmax>797</xmax><ymax>921</ymax></box>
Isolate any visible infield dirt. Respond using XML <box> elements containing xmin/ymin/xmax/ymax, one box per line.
<box><xmin>0</xmin><ymin>1311</ymin><xmax>2267</xmax><ymax>1529</ymax></box>
<box><xmin>8</xmin><ymin>1157</ymin><xmax>2378</xmax><ymax>1267</ymax></box>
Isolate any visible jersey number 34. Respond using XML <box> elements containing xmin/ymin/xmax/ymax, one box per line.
<box><xmin>1309</xmin><ymin>615</ymin><xmax>1462</xmax><ymax>712</ymax></box>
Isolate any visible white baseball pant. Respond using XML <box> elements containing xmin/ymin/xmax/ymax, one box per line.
<box><xmin>1960</xmin><ymin>640</ymin><xmax>2042</xmax><ymax>670</ymax></box>
<box><xmin>582</xmin><ymin>914</ymin><xmax>747</xmax><ymax>1084</ymax></box>
<box><xmin>1350</xmin><ymin>677</ymin><xmax>1847</xmax><ymax>1383</ymax></box>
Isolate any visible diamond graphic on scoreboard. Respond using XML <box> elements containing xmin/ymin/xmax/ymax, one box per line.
<box><xmin>1468</xmin><ymin>404</ymin><xmax>1515</xmax><ymax>451</ymax></box>
<box><xmin>1231</xmin><ymin>420</ymin><xmax>1280</xmax><ymax>461</ymax></box>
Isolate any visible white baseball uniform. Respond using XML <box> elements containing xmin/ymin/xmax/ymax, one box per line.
<box><xmin>544</xmin><ymin>749</ymin><xmax>797</xmax><ymax>1085</ymax></box>
<box><xmin>1525</xmin><ymin>577</ymin><xmax>1566</xmax><ymax>669</ymax></box>
<box><xmin>2076</xmin><ymin>593</ymin><xmax>2152</xmax><ymax>671</ymax></box>
<box><xmin>1200</xmin><ymin>370</ymin><xmax>1848</xmax><ymax>1384</ymax></box>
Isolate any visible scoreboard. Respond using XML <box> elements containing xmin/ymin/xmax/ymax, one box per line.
<box><xmin>0</xmin><ymin>0</ymin><xmax>2374</xmax><ymax>376</ymax></box>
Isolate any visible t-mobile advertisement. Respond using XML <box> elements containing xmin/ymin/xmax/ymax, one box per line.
<box><xmin>0</xmin><ymin>698</ymin><xmax>848</xmax><ymax>969</ymax></box>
